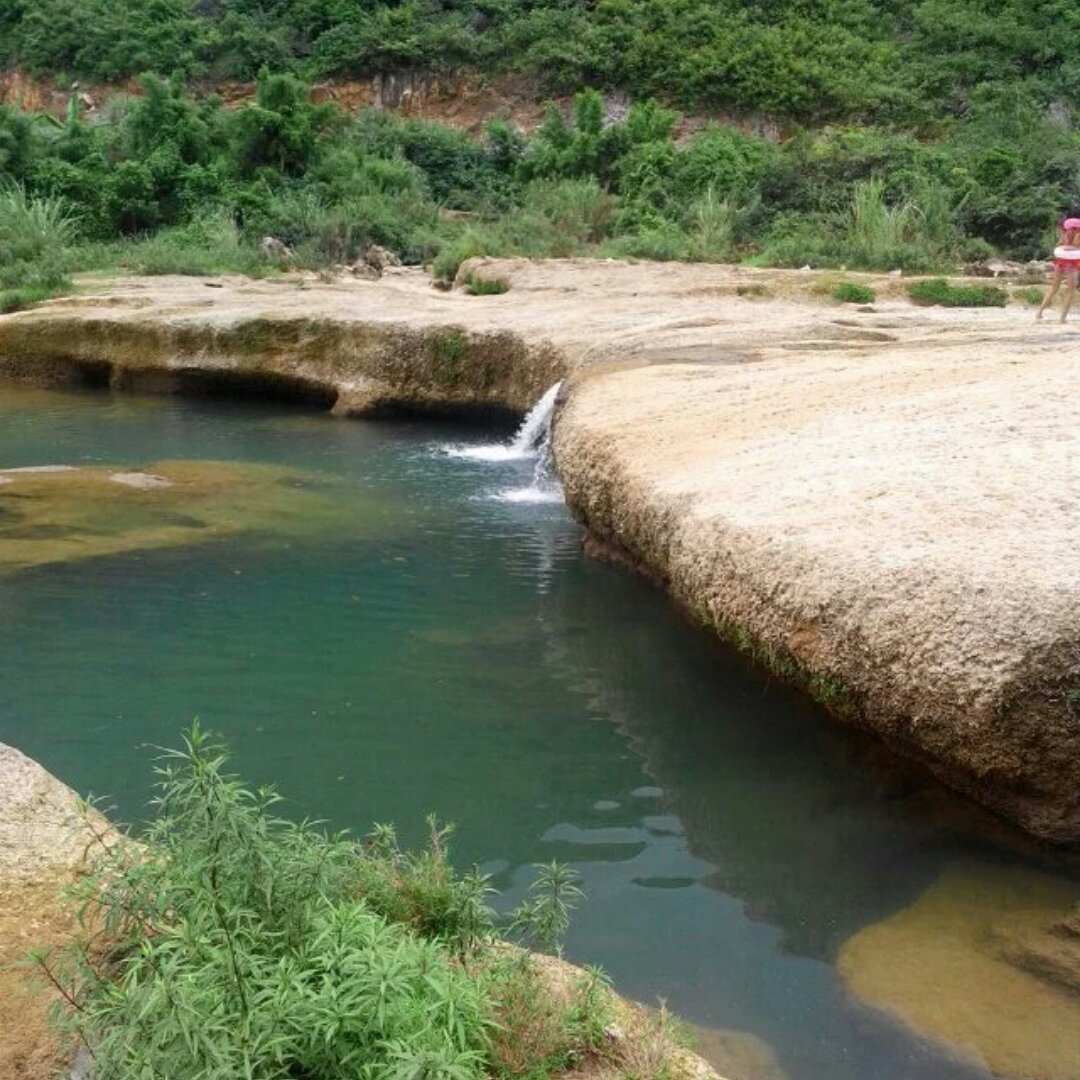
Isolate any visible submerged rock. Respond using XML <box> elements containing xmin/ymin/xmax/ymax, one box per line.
<box><xmin>837</xmin><ymin>861</ymin><xmax>1080</xmax><ymax>1079</ymax></box>
<box><xmin>0</xmin><ymin>459</ymin><xmax>381</xmax><ymax>575</ymax></box>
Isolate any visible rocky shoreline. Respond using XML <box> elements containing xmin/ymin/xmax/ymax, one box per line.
<box><xmin>0</xmin><ymin>258</ymin><xmax>1077</xmax><ymax>843</ymax></box>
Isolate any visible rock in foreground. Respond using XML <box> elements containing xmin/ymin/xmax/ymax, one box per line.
<box><xmin>0</xmin><ymin>746</ymin><xmax>99</xmax><ymax>1080</ymax></box>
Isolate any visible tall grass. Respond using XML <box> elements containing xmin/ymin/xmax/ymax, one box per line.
<box><xmin>685</xmin><ymin>186</ymin><xmax>738</xmax><ymax>261</ymax></box>
<box><xmin>763</xmin><ymin>177</ymin><xmax>965</xmax><ymax>273</ymax></box>
<box><xmin>846</xmin><ymin>178</ymin><xmax>917</xmax><ymax>266</ymax></box>
<box><xmin>0</xmin><ymin>182</ymin><xmax>80</xmax><ymax>262</ymax></box>
<box><xmin>0</xmin><ymin>183</ymin><xmax>78</xmax><ymax>305</ymax></box>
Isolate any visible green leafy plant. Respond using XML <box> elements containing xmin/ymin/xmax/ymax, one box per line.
<box><xmin>463</xmin><ymin>275</ymin><xmax>509</xmax><ymax>296</ymax></box>
<box><xmin>907</xmin><ymin>277</ymin><xmax>1007</xmax><ymax>307</ymax></box>
<box><xmin>1015</xmin><ymin>286</ymin><xmax>1044</xmax><ymax>305</ymax></box>
<box><xmin>0</xmin><ymin>182</ymin><xmax>80</xmax><ymax>262</ymax></box>
<box><xmin>831</xmin><ymin>281</ymin><xmax>876</xmax><ymax>304</ymax></box>
<box><xmin>509</xmin><ymin>862</ymin><xmax>584</xmax><ymax>955</ymax></box>
<box><xmin>35</xmin><ymin>725</ymin><xmax>610</xmax><ymax>1080</ymax></box>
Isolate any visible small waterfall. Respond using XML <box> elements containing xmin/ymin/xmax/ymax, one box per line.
<box><xmin>508</xmin><ymin>381</ymin><xmax>562</xmax><ymax>457</ymax></box>
<box><xmin>439</xmin><ymin>382</ymin><xmax>564</xmax><ymax>503</ymax></box>
<box><xmin>441</xmin><ymin>381</ymin><xmax>562</xmax><ymax>464</ymax></box>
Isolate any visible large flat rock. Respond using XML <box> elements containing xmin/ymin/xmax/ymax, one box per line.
<box><xmin>554</xmin><ymin>345</ymin><xmax>1080</xmax><ymax>842</ymax></box>
<box><xmin>0</xmin><ymin>746</ymin><xmax>98</xmax><ymax>1079</ymax></box>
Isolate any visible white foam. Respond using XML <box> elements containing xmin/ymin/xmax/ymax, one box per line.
<box><xmin>491</xmin><ymin>486</ymin><xmax>564</xmax><ymax>505</ymax></box>
<box><xmin>441</xmin><ymin>444</ymin><xmax>531</xmax><ymax>462</ymax></box>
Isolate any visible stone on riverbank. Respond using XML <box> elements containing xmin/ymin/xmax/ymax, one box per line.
<box><xmin>0</xmin><ymin>746</ymin><xmax>99</xmax><ymax>1080</ymax></box>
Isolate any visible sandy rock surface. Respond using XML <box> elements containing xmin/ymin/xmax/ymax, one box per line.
<box><xmin>0</xmin><ymin>746</ymin><xmax>98</xmax><ymax>1080</ymax></box>
<box><xmin>554</xmin><ymin>346</ymin><xmax>1080</xmax><ymax>841</ymax></box>
<box><xmin>1</xmin><ymin>259</ymin><xmax>1078</xmax><ymax>840</ymax></box>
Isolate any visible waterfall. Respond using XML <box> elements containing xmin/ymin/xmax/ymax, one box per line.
<box><xmin>439</xmin><ymin>382</ymin><xmax>565</xmax><ymax>503</ymax></box>
<box><xmin>442</xmin><ymin>381</ymin><xmax>562</xmax><ymax>464</ymax></box>
<box><xmin>508</xmin><ymin>381</ymin><xmax>562</xmax><ymax>457</ymax></box>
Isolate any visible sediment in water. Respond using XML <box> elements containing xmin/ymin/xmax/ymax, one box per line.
<box><xmin>837</xmin><ymin>860</ymin><xmax>1080</xmax><ymax>1080</ymax></box>
<box><xmin>0</xmin><ymin>459</ymin><xmax>396</xmax><ymax>575</ymax></box>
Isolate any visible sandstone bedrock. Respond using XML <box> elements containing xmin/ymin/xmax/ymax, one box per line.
<box><xmin>1</xmin><ymin>258</ymin><xmax>1076</xmax><ymax>843</ymax></box>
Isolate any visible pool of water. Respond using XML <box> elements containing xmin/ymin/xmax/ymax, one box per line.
<box><xmin>0</xmin><ymin>384</ymin><xmax>1074</xmax><ymax>1080</ymax></box>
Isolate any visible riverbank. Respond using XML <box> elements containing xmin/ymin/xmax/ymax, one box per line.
<box><xmin>0</xmin><ymin>741</ymin><xmax>733</xmax><ymax>1080</ymax></box>
<box><xmin>0</xmin><ymin>258</ymin><xmax>1076</xmax><ymax>846</ymax></box>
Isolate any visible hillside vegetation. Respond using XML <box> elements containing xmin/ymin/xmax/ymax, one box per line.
<box><xmin>0</xmin><ymin>2</ymin><xmax>1077</xmax><ymax>304</ymax></box>
<box><xmin>3</xmin><ymin>0</ymin><xmax>1079</xmax><ymax>125</ymax></box>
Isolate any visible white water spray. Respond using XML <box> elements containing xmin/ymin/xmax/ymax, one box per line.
<box><xmin>443</xmin><ymin>382</ymin><xmax>562</xmax><ymax>463</ymax></box>
<box><xmin>440</xmin><ymin>382</ymin><xmax>564</xmax><ymax>503</ymax></box>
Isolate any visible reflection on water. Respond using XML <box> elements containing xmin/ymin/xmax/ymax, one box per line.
<box><xmin>0</xmin><ymin>382</ymin><xmax>1076</xmax><ymax>1080</ymax></box>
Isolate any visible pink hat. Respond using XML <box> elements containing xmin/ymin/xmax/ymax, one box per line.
<box><xmin>1064</xmin><ymin>218</ymin><xmax>1080</xmax><ymax>229</ymax></box>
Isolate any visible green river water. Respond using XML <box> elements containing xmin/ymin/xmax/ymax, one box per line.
<box><xmin>0</xmin><ymin>383</ymin><xmax>1075</xmax><ymax>1080</ymax></box>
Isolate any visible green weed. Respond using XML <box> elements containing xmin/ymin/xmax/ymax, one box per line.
<box><xmin>463</xmin><ymin>275</ymin><xmax>509</xmax><ymax>296</ymax></box>
<box><xmin>831</xmin><ymin>281</ymin><xmax>876</xmax><ymax>304</ymax></box>
<box><xmin>0</xmin><ymin>283</ymin><xmax>69</xmax><ymax>312</ymax></box>
<box><xmin>907</xmin><ymin>278</ymin><xmax>1007</xmax><ymax>307</ymax></box>
<box><xmin>36</xmin><ymin>724</ymin><xmax>599</xmax><ymax>1080</ymax></box>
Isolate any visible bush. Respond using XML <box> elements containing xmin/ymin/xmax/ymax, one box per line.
<box><xmin>601</xmin><ymin>223</ymin><xmax>691</xmax><ymax>262</ymax></box>
<box><xmin>36</xmin><ymin>725</ymin><xmax>606</xmax><ymax>1080</ymax></box>
<box><xmin>463</xmin><ymin>275</ymin><xmax>509</xmax><ymax>296</ymax></box>
<box><xmin>831</xmin><ymin>282</ymin><xmax>877</xmax><ymax>304</ymax></box>
<box><xmin>0</xmin><ymin>283</ymin><xmax>68</xmax><ymax>312</ymax></box>
<box><xmin>1015</xmin><ymin>286</ymin><xmax>1045</xmax><ymax>305</ymax></box>
<box><xmin>0</xmin><ymin>183</ymin><xmax>79</xmax><ymax>263</ymax></box>
<box><xmin>907</xmin><ymin>277</ymin><xmax>1007</xmax><ymax>307</ymax></box>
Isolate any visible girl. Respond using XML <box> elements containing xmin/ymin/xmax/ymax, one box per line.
<box><xmin>1037</xmin><ymin>217</ymin><xmax>1080</xmax><ymax>322</ymax></box>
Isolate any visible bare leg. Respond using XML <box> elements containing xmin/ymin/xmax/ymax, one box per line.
<box><xmin>1038</xmin><ymin>272</ymin><xmax>1063</xmax><ymax>319</ymax></box>
<box><xmin>1061</xmin><ymin>275</ymin><xmax>1077</xmax><ymax>323</ymax></box>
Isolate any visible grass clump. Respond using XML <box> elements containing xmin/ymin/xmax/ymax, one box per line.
<box><xmin>831</xmin><ymin>281</ymin><xmax>876</xmax><ymax>304</ymax></box>
<box><xmin>34</xmin><ymin>724</ymin><xmax>627</xmax><ymax>1080</ymax></box>
<box><xmin>907</xmin><ymin>277</ymin><xmax>1007</xmax><ymax>307</ymax></box>
<box><xmin>0</xmin><ymin>283</ymin><xmax>69</xmax><ymax>312</ymax></box>
<box><xmin>463</xmin><ymin>275</ymin><xmax>509</xmax><ymax>296</ymax></box>
<box><xmin>1015</xmin><ymin>286</ymin><xmax>1044</xmax><ymax>305</ymax></box>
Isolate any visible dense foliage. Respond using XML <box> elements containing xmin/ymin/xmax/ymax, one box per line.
<box><xmin>1</xmin><ymin>68</ymin><xmax>1077</xmax><ymax>305</ymax></box>
<box><xmin>3</xmin><ymin>0</ymin><xmax>1080</xmax><ymax>126</ymax></box>
<box><xmin>35</xmin><ymin>725</ymin><xmax>617</xmax><ymax>1080</ymax></box>
<box><xmin>2</xmin><ymin>0</ymin><xmax>1079</xmax><ymax>295</ymax></box>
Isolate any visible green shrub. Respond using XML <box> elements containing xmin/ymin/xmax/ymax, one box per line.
<box><xmin>0</xmin><ymin>283</ymin><xmax>69</xmax><ymax>312</ymax></box>
<box><xmin>685</xmin><ymin>186</ymin><xmax>738</xmax><ymax>262</ymax></box>
<box><xmin>0</xmin><ymin>183</ymin><xmax>79</xmax><ymax>262</ymax></box>
<box><xmin>37</xmin><ymin>725</ymin><xmax>597</xmax><ymax>1080</ymax></box>
<box><xmin>907</xmin><ymin>277</ymin><xmax>1007</xmax><ymax>307</ymax></box>
<box><xmin>463</xmin><ymin>275</ymin><xmax>509</xmax><ymax>296</ymax></box>
<box><xmin>1015</xmin><ymin>286</ymin><xmax>1044</xmax><ymax>305</ymax></box>
<box><xmin>831</xmin><ymin>281</ymin><xmax>876</xmax><ymax>304</ymax></box>
<box><xmin>601</xmin><ymin>223</ymin><xmax>691</xmax><ymax>262</ymax></box>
